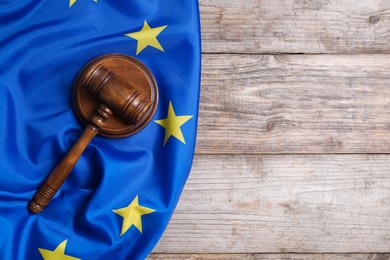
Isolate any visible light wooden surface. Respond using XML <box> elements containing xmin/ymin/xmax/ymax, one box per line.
<box><xmin>198</xmin><ymin>54</ymin><xmax>390</xmax><ymax>154</ymax></box>
<box><xmin>150</xmin><ymin>254</ymin><xmax>390</xmax><ymax>260</ymax></box>
<box><xmin>154</xmin><ymin>155</ymin><xmax>390</xmax><ymax>253</ymax></box>
<box><xmin>200</xmin><ymin>0</ymin><xmax>390</xmax><ymax>54</ymax></box>
<box><xmin>151</xmin><ymin>0</ymin><xmax>390</xmax><ymax>259</ymax></box>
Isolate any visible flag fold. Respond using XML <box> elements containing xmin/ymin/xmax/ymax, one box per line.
<box><xmin>0</xmin><ymin>0</ymin><xmax>201</xmax><ymax>259</ymax></box>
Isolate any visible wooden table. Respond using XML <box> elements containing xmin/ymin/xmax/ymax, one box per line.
<box><xmin>151</xmin><ymin>1</ymin><xmax>390</xmax><ymax>259</ymax></box>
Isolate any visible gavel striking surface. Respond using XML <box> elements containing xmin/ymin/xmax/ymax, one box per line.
<box><xmin>74</xmin><ymin>54</ymin><xmax>158</xmax><ymax>137</ymax></box>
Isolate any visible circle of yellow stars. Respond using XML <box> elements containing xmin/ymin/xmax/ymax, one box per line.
<box><xmin>46</xmin><ymin>3</ymin><xmax>195</xmax><ymax>259</ymax></box>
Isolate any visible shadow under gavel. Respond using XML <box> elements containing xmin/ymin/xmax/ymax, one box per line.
<box><xmin>29</xmin><ymin>54</ymin><xmax>158</xmax><ymax>214</ymax></box>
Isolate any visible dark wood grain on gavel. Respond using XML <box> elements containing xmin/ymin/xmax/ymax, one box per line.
<box><xmin>29</xmin><ymin>54</ymin><xmax>158</xmax><ymax>214</ymax></box>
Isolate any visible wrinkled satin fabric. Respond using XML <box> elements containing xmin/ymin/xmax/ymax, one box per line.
<box><xmin>0</xmin><ymin>0</ymin><xmax>201</xmax><ymax>259</ymax></box>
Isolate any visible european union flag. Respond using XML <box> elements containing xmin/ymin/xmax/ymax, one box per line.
<box><xmin>0</xmin><ymin>0</ymin><xmax>200</xmax><ymax>259</ymax></box>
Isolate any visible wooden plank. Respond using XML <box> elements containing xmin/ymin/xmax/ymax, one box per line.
<box><xmin>149</xmin><ymin>253</ymin><xmax>390</xmax><ymax>260</ymax></box>
<box><xmin>153</xmin><ymin>155</ymin><xmax>390</xmax><ymax>253</ymax></box>
<box><xmin>200</xmin><ymin>0</ymin><xmax>390</xmax><ymax>54</ymax></box>
<box><xmin>197</xmin><ymin>54</ymin><xmax>390</xmax><ymax>154</ymax></box>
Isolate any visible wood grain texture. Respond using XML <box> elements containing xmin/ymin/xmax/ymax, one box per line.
<box><xmin>149</xmin><ymin>254</ymin><xmax>390</xmax><ymax>260</ymax></box>
<box><xmin>153</xmin><ymin>155</ymin><xmax>390</xmax><ymax>253</ymax></box>
<box><xmin>200</xmin><ymin>0</ymin><xmax>390</xmax><ymax>54</ymax></box>
<box><xmin>155</xmin><ymin>1</ymin><xmax>390</xmax><ymax>257</ymax></box>
<box><xmin>197</xmin><ymin>54</ymin><xmax>390</xmax><ymax>154</ymax></box>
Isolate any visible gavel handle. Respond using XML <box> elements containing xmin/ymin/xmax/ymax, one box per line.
<box><xmin>29</xmin><ymin>126</ymin><xmax>98</xmax><ymax>213</ymax></box>
<box><xmin>29</xmin><ymin>104</ymin><xmax>112</xmax><ymax>214</ymax></box>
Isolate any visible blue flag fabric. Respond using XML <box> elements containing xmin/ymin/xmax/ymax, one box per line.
<box><xmin>0</xmin><ymin>0</ymin><xmax>200</xmax><ymax>259</ymax></box>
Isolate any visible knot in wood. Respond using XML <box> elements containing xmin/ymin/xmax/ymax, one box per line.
<box><xmin>369</xmin><ymin>15</ymin><xmax>380</xmax><ymax>25</ymax></box>
<box><xmin>265</xmin><ymin>120</ymin><xmax>276</xmax><ymax>132</ymax></box>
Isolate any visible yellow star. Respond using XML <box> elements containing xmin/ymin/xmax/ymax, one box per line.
<box><xmin>38</xmin><ymin>240</ymin><xmax>80</xmax><ymax>260</ymax></box>
<box><xmin>69</xmin><ymin>0</ymin><xmax>97</xmax><ymax>8</ymax></box>
<box><xmin>113</xmin><ymin>195</ymin><xmax>155</xmax><ymax>236</ymax></box>
<box><xmin>125</xmin><ymin>20</ymin><xmax>168</xmax><ymax>55</ymax></box>
<box><xmin>155</xmin><ymin>101</ymin><xmax>193</xmax><ymax>146</ymax></box>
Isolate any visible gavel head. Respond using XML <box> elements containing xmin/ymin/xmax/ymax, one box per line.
<box><xmin>73</xmin><ymin>54</ymin><xmax>159</xmax><ymax>138</ymax></box>
<box><xmin>81</xmin><ymin>64</ymin><xmax>154</xmax><ymax>125</ymax></box>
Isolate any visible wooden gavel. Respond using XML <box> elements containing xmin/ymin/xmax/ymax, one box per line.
<box><xmin>29</xmin><ymin>54</ymin><xmax>158</xmax><ymax>214</ymax></box>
